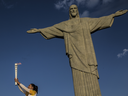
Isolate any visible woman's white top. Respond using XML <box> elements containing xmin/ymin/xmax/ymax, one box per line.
<box><xmin>18</xmin><ymin>83</ymin><xmax>37</xmax><ymax>96</ymax></box>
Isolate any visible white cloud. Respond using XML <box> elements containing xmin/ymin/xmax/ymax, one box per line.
<box><xmin>55</xmin><ymin>0</ymin><xmax>101</xmax><ymax>10</ymax></box>
<box><xmin>86</xmin><ymin>0</ymin><xmax>99</xmax><ymax>8</ymax></box>
<box><xmin>68</xmin><ymin>0</ymin><xmax>75</xmax><ymax>6</ymax></box>
<box><xmin>76</xmin><ymin>0</ymin><xmax>86</xmax><ymax>5</ymax></box>
<box><xmin>55</xmin><ymin>0</ymin><xmax>115</xmax><ymax>10</ymax></box>
<box><xmin>117</xmin><ymin>49</ymin><xmax>128</xmax><ymax>58</ymax></box>
<box><xmin>55</xmin><ymin>0</ymin><xmax>74</xmax><ymax>10</ymax></box>
<box><xmin>80</xmin><ymin>10</ymin><xmax>89</xmax><ymax>17</ymax></box>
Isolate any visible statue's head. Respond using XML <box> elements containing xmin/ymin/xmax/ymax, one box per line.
<box><xmin>69</xmin><ymin>4</ymin><xmax>80</xmax><ymax>19</ymax></box>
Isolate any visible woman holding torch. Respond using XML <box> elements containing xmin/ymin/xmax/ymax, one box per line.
<box><xmin>15</xmin><ymin>78</ymin><xmax>38</xmax><ymax>96</ymax></box>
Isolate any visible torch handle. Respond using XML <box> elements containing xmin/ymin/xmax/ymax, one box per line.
<box><xmin>15</xmin><ymin>64</ymin><xmax>18</xmax><ymax>85</ymax></box>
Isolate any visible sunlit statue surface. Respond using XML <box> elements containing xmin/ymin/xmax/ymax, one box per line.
<box><xmin>27</xmin><ymin>4</ymin><xmax>128</xmax><ymax>96</ymax></box>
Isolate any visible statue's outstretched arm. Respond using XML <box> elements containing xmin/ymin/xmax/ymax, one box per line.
<box><xmin>113</xmin><ymin>10</ymin><xmax>128</xmax><ymax>17</ymax></box>
<box><xmin>27</xmin><ymin>28</ymin><xmax>41</xmax><ymax>33</ymax></box>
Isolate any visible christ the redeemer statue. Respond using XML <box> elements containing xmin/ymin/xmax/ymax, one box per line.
<box><xmin>27</xmin><ymin>5</ymin><xmax>128</xmax><ymax>96</ymax></box>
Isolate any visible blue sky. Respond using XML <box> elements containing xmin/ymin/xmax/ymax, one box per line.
<box><xmin>0</xmin><ymin>0</ymin><xmax>128</xmax><ymax>96</ymax></box>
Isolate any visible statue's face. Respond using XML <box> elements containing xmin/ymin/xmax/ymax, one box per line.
<box><xmin>70</xmin><ymin>5</ymin><xmax>78</xmax><ymax>18</ymax></box>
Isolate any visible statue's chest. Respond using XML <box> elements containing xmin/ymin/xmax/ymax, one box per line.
<box><xmin>67</xmin><ymin>19</ymin><xmax>87</xmax><ymax>32</ymax></box>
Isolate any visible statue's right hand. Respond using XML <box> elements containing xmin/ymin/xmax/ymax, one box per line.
<box><xmin>114</xmin><ymin>10</ymin><xmax>128</xmax><ymax>17</ymax></box>
<box><xmin>27</xmin><ymin>28</ymin><xmax>40</xmax><ymax>33</ymax></box>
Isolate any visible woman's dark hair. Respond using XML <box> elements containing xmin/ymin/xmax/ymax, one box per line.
<box><xmin>31</xmin><ymin>83</ymin><xmax>38</xmax><ymax>93</ymax></box>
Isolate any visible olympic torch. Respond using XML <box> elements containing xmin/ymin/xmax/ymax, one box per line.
<box><xmin>15</xmin><ymin>63</ymin><xmax>21</xmax><ymax>85</ymax></box>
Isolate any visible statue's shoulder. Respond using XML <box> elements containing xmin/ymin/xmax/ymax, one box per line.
<box><xmin>80</xmin><ymin>17</ymin><xmax>100</xmax><ymax>23</ymax></box>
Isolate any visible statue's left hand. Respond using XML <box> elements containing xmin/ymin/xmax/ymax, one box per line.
<box><xmin>27</xmin><ymin>28</ymin><xmax>40</xmax><ymax>33</ymax></box>
<box><xmin>114</xmin><ymin>10</ymin><xmax>128</xmax><ymax>17</ymax></box>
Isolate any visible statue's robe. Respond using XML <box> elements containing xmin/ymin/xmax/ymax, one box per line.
<box><xmin>39</xmin><ymin>14</ymin><xmax>114</xmax><ymax>96</ymax></box>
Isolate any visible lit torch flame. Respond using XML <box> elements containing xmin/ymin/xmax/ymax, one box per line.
<box><xmin>17</xmin><ymin>63</ymin><xmax>21</xmax><ymax>65</ymax></box>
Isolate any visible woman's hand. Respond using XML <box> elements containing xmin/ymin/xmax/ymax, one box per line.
<box><xmin>15</xmin><ymin>78</ymin><xmax>20</xmax><ymax>85</ymax></box>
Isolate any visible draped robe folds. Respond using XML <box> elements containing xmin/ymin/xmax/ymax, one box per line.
<box><xmin>39</xmin><ymin>14</ymin><xmax>114</xmax><ymax>79</ymax></box>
